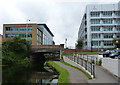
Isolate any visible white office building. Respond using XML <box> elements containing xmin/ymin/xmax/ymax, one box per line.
<box><xmin>78</xmin><ymin>2</ymin><xmax>120</xmax><ymax>51</ymax></box>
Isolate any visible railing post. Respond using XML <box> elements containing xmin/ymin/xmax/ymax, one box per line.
<box><xmin>93</xmin><ymin>64</ymin><xmax>95</xmax><ymax>78</ymax></box>
<box><xmin>82</xmin><ymin>55</ymin><xmax>84</xmax><ymax>66</ymax></box>
<box><xmin>91</xmin><ymin>63</ymin><xmax>93</xmax><ymax>75</ymax></box>
<box><xmin>86</xmin><ymin>58</ymin><xmax>87</xmax><ymax>70</ymax></box>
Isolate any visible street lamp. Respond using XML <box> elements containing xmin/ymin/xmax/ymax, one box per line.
<box><xmin>26</xmin><ymin>19</ymin><xmax>30</xmax><ymax>40</ymax></box>
<box><xmin>65</xmin><ymin>38</ymin><xmax>67</xmax><ymax>49</ymax></box>
<box><xmin>116</xmin><ymin>40</ymin><xmax>119</xmax><ymax>49</ymax></box>
<box><xmin>91</xmin><ymin>41</ymin><xmax>93</xmax><ymax>52</ymax></box>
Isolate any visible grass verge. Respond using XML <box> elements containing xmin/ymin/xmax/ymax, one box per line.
<box><xmin>48</xmin><ymin>61</ymin><xmax>69</xmax><ymax>83</ymax></box>
<box><xmin>62</xmin><ymin>52</ymin><xmax>99</xmax><ymax>56</ymax></box>
<box><xmin>77</xmin><ymin>52</ymin><xmax>99</xmax><ymax>55</ymax></box>
<box><xmin>60</xmin><ymin>61</ymin><xmax>92</xmax><ymax>79</ymax></box>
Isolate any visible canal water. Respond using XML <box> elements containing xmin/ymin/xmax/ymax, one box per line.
<box><xmin>2</xmin><ymin>61</ymin><xmax>59</xmax><ymax>84</ymax></box>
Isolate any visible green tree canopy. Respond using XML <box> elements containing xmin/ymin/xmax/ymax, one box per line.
<box><xmin>76</xmin><ymin>40</ymin><xmax>83</xmax><ymax>49</ymax></box>
<box><xmin>2</xmin><ymin>37</ymin><xmax>31</xmax><ymax>63</ymax></box>
<box><xmin>112</xmin><ymin>38</ymin><xmax>120</xmax><ymax>48</ymax></box>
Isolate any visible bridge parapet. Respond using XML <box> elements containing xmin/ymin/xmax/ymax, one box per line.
<box><xmin>31</xmin><ymin>44</ymin><xmax>64</xmax><ymax>53</ymax></box>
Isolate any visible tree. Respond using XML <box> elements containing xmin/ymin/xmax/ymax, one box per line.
<box><xmin>2</xmin><ymin>37</ymin><xmax>31</xmax><ymax>64</ymax></box>
<box><xmin>76</xmin><ymin>40</ymin><xmax>83</xmax><ymax>49</ymax></box>
<box><xmin>112</xmin><ymin>39</ymin><xmax>120</xmax><ymax>48</ymax></box>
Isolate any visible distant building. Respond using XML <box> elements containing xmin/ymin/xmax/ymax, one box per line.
<box><xmin>78</xmin><ymin>2</ymin><xmax>120</xmax><ymax>51</ymax></box>
<box><xmin>3</xmin><ymin>24</ymin><xmax>54</xmax><ymax>45</ymax></box>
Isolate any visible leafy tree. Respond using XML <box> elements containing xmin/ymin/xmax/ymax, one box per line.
<box><xmin>112</xmin><ymin>39</ymin><xmax>120</xmax><ymax>48</ymax></box>
<box><xmin>2</xmin><ymin>37</ymin><xmax>31</xmax><ymax>64</ymax></box>
<box><xmin>76</xmin><ymin>40</ymin><xmax>83</xmax><ymax>49</ymax></box>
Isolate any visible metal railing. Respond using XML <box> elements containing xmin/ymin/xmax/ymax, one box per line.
<box><xmin>66</xmin><ymin>54</ymin><xmax>95</xmax><ymax>78</ymax></box>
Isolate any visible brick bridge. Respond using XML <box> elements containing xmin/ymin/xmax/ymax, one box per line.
<box><xmin>30</xmin><ymin>44</ymin><xmax>64</xmax><ymax>71</ymax></box>
<box><xmin>31</xmin><ymin>44</ymin><xmax>64</xmax><ymax>53</ymax></box>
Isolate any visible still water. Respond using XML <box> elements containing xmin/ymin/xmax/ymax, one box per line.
<box><xmin>2</xmin><ymin>63</ymin><xmax>58</xmax><ymax>84</ymax></box>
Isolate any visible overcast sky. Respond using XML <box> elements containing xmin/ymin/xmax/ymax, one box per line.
<box><xmin>0</xmin><ymin>0</ymin><xmax>119</xmax><ymax>48</ymax></box>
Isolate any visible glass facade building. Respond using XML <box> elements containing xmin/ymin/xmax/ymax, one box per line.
<box><xmin>78</xmin><ymin>2</ymin><xmax>120</xmax><ymax>51</ymax></box>
<box><xmin>3</xmin><ymin>24</ymin><xmax>54</xmax><ymax>45</ymax></box>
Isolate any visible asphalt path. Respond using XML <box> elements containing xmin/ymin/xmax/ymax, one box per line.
<box><xmin>63</xmin><ymin>56</ymin><xmax>119</xmax><ymax>83</ymax></box>
<box><xmin>54</xmin><ymin>61</ymin><xmax>88</xmax><ymax>83</ymax></box>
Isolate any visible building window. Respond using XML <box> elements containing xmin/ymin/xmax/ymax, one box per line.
<box><xmin>92</xmin><ymin>34</ymin><xmax>100</xmax><ymax>39</ymax></box>
<box><xmin>116</xmin><ymin>26</ymin><xmax>120</xmax><ymax>31</ymax></box>
<box><xmin>20</xmin><ymin>27</ymin><xmax>26</xmax><ymax>32</ymax></box>
<box><xmin>11</xmin><ymin>27</ymin><xmax>18</xmax><ymax>32</ymax></box>
<box><xmin>116</xmin><ymin>34</ymin><xmax>120</xmax><ymax>38</ymax></box>
<box><xmin>19</xmin><ymin>34</ymin><xmax>26</xmax><ymax>39</ymax></box>
<box><xmin>103</xmin><ymin>41</ymin><xmax>113</xmax><ymax>46</ymax></box>
<box><xmin>103</xmin><ymin>26</ymin><xmax>113</xmax><ymax>31</ymax></box>
<box><xmin>91</xmin><ymin>12</ymin><xmax>100</xmax><ymax>17</ymax></box>
<box><xmin>19</xmin><ymin>34</ymin><xmax>32</xmax><ymax>39</ymax></box>
<box><xmin>102</xmin><ymin>11</ymin><xmax>112</xmax><ymax>17</ymax></box>
<box><xmin>37</xmin><ymin>29</ymin><xmax>42</xmax><ymax>36</ymax></box>
<box><xmin>115</xmin><ymin>19</ymin><xmax>120</xmax><ymax>24</ymax></box>
<box><xmin>6</xmin><ymin>27</ymin><xmax>11</xmax><ymax>32</ymax></box>
<box><xmin>92</xmin><ymin>41</ymin><xmax>101</xmax><ymax>46</ymax></box>
<box><xmin>91</xmin><ymin>26</ymin><xmax>100</xmax><ymax>31</ymax></box>
<box><xmin>6</xmin><ymin>34</ymin><xmax>19</xmax><ymax>38</ymax></box>
<box><xmin>20</xmin><ymin>27</ymin><xmax>32</xmax><ymax>32</ymax></box>
<box><xmin>102</xmin><ymin>19</ymin><xmax>113</xmax><ymax>24</ymax></box>
<box><xmin>115</xmin><ymin>11</ymin><xmax>120</xmax><ymax>16</ymax></box>
<box><xmin>27</xmin><ymin>34</ymin><xmax>32</xmax><ymax>39</ymax></box>
<box><xmin>103</xmin><ymin>34</ymin><xmax>113</xmax><ymax>38</ymax></box>
<box><xmin>6</xmin><ymin>27</ymin><xmax>18</xmax><ymax>32</ymax></box>
<box><xmin>39</xmin><ymin>25</ymin><xmax>45</xmax><ymax>29</ymax></box>
<box><xmin>28</xmin><ymin>27</ymin><xmax>32</xmax><ymax>32</ymax></box>
<box><xmin>91</xmin><ymin>19</ymin><xmax>100</xmax><ymax>24</ymax></box>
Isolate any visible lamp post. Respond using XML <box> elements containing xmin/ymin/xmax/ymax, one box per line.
<box><xmin>26</xmin><ymin>19</ymin><xmax>30</xmax><ymax>40</ymax></box>
<box><xmin>91</xmin><ymin>41</ymin><xmax>92</xmax><ymax>52</ymax></box>
<box><xmin>65</xmin><ymin>38</ymin><xmax>67</xmax><ymax>49</ymax></box>
<box><xmin>116</xmin><ymin>40</ymin><xmax>119</xmax><ymax>49</ymax></box>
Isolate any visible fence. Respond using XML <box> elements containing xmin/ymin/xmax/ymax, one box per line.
<box><xmin>66</xmin><ymin>54</ymin><xmax>96</xmax><ymax>78</ymax></box>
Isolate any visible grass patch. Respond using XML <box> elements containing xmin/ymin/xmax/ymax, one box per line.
<box><xmin>77</xmin><ymin>52</ymin><xmax>99</xmax><ymax>55</ymax></box>
<box><xmin>62</xmin><ymin>53</ymin><xmax>73</xmax><ymax>56</ymax></box>
<box><xmin>48</xmin><ymin>61</ymin><xmax>69</xmax><ymax>83</ymax></box>
<box><xmin>60</xmin><ymin>61</ymin><xmax>92</xmax><ymax>79</ymax></box>
<box><xmin>62</xmin><ymin>52</ymin><xmax>99</xmax><ymax>56</ymax></box>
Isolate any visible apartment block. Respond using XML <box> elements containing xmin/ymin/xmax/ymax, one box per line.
<box><xmin>78</xmin><ymin>2</ymin><xmax>120</xmax><ymax>51</ymax></box>
<box><xmin>3</xmin><ymin>24</ymin><xmax>54</xmax><ymax>45</ymax></box>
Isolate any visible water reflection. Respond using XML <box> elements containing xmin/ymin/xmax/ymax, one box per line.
<box><xmin>2</xmin><ymin>62</ymin><xmax>58</xmax><ymax>84</ymax></box>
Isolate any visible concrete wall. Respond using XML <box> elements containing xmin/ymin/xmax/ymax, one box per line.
<box><xmin>102</xmin><ymin>58</ymin><xmax>120</xmax><ymax>78</ymax></box>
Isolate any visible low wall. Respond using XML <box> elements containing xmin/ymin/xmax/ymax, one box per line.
<box><xmin>102</xmin><ymin>58</ymin><xmax>120</xmax><ymax>78</ymax></box>
<box><xmin>64</xmin><ymin>49</ymin><xmax>99</xmax><ymax>53</ymax></box>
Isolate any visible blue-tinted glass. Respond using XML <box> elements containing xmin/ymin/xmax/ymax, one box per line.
<box><xmin>28</xmin><ymin>27</ymin><xmax>32</xmax><ymax>32</ymax></box>
<box><xmin>11</xmin><ymin>27</ymin><xmax>18</xmax><ymax>32</ymax></box>
<box><xmin>39</xmin><ymin>25</ymin><xmax>44</xmax><ymax>29</ymax></box>
<box><xmin>6</xmin><ymin>34</ymin><xmax>18</xmax><ymax>38</ymax></box>
<box><xmin>20</xmin><ymin>27</ymin><xmax>26</xmax><ymax>32</ymax></box>
<box><xmin>20</xmin><ymin>27</ymin><xmax>32</xmax><ymax>32</ymax></box>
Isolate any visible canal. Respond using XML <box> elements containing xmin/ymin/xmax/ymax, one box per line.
<box><xmin>2</xmin><ymin>53</ymin><xmax>59</xmax><ymax>84</ymax></box>
<box><xmin>2</xmin><ymin>62</ymin><xmax>59</xmax><ymax>84</ymax></box>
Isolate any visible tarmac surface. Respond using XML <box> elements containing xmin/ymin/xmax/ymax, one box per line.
<box><xmin>54</xmin><ymin>61</ymin><xmax>88</xmax><ymax>83</ymax></box>
<box><xmin>55</xmin><ymin>56</ymin><xmax>119</xmax><ymax>84</ymax></box>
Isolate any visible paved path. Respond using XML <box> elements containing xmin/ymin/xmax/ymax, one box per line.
<box><xmin>63</xmin><ymin>56</ymin><xmax>119</xmax><ymax>83</ymax></box>
<box><xmin>88</xmin><ymin>66</ymin><xmax>119</xmax><ymax>83</ymax></box>
<box><xmin>54</xmin><ymin>61</ymin><xmax>88</xmax><ymax>83</ymax></box>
